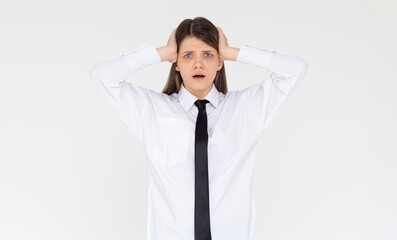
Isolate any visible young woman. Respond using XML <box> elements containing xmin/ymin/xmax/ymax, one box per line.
<box><xmin>90</xmin><ymin>17</ymin><xmax>308</xmax><ymax>240</ymax></box>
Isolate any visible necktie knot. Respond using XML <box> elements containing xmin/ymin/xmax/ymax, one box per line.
<box><xmin>194</xmin><ymin>99</ymin><xmax>209</xmax><ymax>111</ymax></box>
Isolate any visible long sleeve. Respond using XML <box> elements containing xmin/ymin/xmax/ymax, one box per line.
<box><xmin>236</xmin><ymin>45</ymin><xmax>308</xmax><ymax>134</ymax></box>
<box><xmin>89</xmin><ymin>42</ymin><xmax>161</xmax><ymax>144</ymax></box>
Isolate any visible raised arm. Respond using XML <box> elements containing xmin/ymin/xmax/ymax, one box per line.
<box><xmin>89</xmin><ymin>29</ymin><xmax>179</xmax><ymax>144</ymax></box>
<box><xmin>216</xmin><ymin>26</ymin><xmax>308</xmax><ymax>134</ymax></box>
<box><xmin>236</xmin><ymin>44</ymin><xmax>308</xmax><ymax>134</ymax></box>
<box><xmin>89</xmin><ymin>42</ymin><xmax>161</xmax><ymax>144</ymax></box>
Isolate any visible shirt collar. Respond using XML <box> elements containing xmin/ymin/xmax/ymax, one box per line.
<box><xmin>178</xmin><ymin>81</ymin><xmax>219</xmax><ymax>112</ymax></box>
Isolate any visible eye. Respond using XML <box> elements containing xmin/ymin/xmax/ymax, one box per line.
<box><xmin>205</xmin><ymin>53</ymin><xmax>213</xmax><ymax>57</ymax></box>
<box><xmin>184</xmin><ymin>53</ymin><xmax>192</xmax><ymax>58</ymax></box>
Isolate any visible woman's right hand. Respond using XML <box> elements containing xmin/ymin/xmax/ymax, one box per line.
<box><xmin>156</xmin><ymin>29</ymin><xmax>178</xmax><ymax>63</ymax></box>
<box><xmin>166</xmin><ymin>29</ymin><xmax>177</xmax><ymax>63</ymax></box>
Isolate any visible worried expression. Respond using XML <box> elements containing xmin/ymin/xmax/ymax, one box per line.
<box><xmin>176</xmin><ymin>36</ymin><xmax>223</xmax><ymax>99</ymax></box>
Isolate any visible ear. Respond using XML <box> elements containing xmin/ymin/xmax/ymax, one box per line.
<box><xmin>175</xmin><ymin>63</ymin><xmax>179</xmax><ymax>71</ymax></box>
<box><xmin>217</xmin><ymin>60</ymin><xmax>223</xmax><ymax>71</ymax></box>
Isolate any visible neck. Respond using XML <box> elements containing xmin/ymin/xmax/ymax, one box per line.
<box><xmin>186</xmin><ymin>84</ymin><xmax>212</xmax><ymax>100</ymax></box>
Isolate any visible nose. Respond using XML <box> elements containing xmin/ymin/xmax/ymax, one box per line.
<box><xmin>194</xmin><ymin>59</ymin><xmax>204</xmax><ymax>69</ymax></box>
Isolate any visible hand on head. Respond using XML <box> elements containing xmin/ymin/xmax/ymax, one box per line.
<box><xmin>216</xmin><ymin>26</ymin><xmax>229</xmax><ymax>63</ymax></box>
<box><xmin>166</xmin><ymin>29</ymin><xmax>178</xmax><ymax>63</ymax></box>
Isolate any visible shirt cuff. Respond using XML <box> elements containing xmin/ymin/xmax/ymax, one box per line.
<box><xmin>122</xmin><ymin>42</ymin><xmax>162</xmax><ymax>71</ymax></box>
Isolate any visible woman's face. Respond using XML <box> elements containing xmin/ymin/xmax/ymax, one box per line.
<box><xmin>176</xmin><ymin>36</ymin><xmax>223</xmax><ymax>99</ymax></box>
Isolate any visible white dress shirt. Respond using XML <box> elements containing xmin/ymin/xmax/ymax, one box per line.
<box><xmin>90</xmin><ymin>42</ymin><xmax>308</xmax><ymax>240</ymax></box>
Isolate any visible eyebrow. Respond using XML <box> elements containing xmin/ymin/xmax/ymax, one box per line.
<box><xmin>182</xmin><ymin>50</ymin><xmax>215</xmax><ymax>54</ymax></box>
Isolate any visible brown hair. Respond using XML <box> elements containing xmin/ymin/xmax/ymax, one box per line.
<box><xmin>161</xmin><ymin>17</ymin><xmax>228</xmax><ymax>95</ymax></box>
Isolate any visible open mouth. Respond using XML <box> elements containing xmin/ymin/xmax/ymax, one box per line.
<box><xmin>193</xmin><ymin>74</ymin><xmax>206</xmax><ymax>79</ymax></box>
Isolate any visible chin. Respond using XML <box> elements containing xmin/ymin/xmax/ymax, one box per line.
<box><xmin>185</xmin><ymin>81</ymin><xmax>211</xmax><ymax>90</ymax></box>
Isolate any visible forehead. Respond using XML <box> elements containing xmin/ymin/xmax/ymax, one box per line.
<box><xmin>179</xmin><ymin>37</ymin><xmax>216</xmax><ymax>52</ymax></box>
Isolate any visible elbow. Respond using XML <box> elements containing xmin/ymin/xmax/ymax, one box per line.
<box><xmin>302</xmin><ymin>58</ymin><xmax>308</xmax><ymax>70</ymax></box>
<box><xmin>295</xmin><ymin>57</ymin><xmax>308</xmax><ymax>75</ymax></box>
<box><xmin>301</xmin><ymin>59</ymin><xmax>308</xmax><ymax>75</ymax></box>
<box><xmin>89</xmin><ymin>64</ymin><xmax>102</xmax><ymax>83</ymax></box>
<box><xmin>90</xmin><ymin>62</ymin><xmax>101</xmax><ymax>75</ymax></box>
<box><xmin>89</xmin><ymin>61</ymin><xmax>104</xmax><ymax>77</ymax></box>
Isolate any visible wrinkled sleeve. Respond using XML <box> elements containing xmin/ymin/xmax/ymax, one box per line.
<box><xmin>89</xmin><ymin>42</ymin><xmax>161</xmax><ymax>144</ymax></box>
<box><xmin>236</xmin><ymin>45</ymin><xmax>308</xmax><ymax>134</ymax></box>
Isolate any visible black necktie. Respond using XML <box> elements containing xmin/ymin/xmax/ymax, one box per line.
<box><xmin>194</xmin><ymin>99</ymin><xmax>212</xmax><ymax>240</ymax></box>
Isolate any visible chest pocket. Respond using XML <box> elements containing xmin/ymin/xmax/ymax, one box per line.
<box><xmin>151</xmin><ymin>116</ymin><xmax>194</xmax><ymax>166</ymax></box>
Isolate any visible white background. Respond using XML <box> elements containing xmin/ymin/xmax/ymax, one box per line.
<box><xmin>1</xmin><ymin>0</ymin><xmax>396</xmax><ymax>239</ymax></box>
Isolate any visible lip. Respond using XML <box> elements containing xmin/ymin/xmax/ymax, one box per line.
<box><xmin>192</xmin><ymin>73</ymin><xmax>206</xmax><ymax>79</ymax></box>
<box><xmin>193</xmin><ymin>75</ymin><xmax>206</xmax><ymax>80</ymax></box>
<box><xmin>193</xmin><ymin>72</ymin><xmax>205</xmax><ymax>76</ymax></box>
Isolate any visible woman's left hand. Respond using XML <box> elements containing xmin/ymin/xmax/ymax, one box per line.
<box><xmin>217</xmin><ymin>27</ymin><xmax>239</xmax><ymax>62</ymax></box>
<box><xmin>216</xmin><ymin>27</ymin><xmax>229</xmax><ymax>62</ymax></box>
